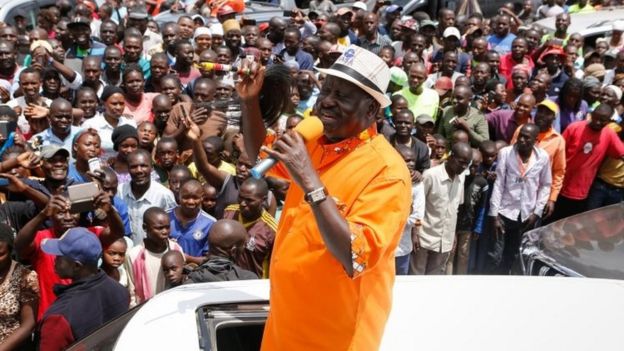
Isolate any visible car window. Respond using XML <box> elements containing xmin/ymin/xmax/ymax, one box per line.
<box><xmin>66</xmin><ymin>304</ymin><xmax>144</xmax><ymax>351</ymax></box>
<box><xmin>197</xmin><ymin>302</ymin><xmax>268</xmax><ymax>351</ymax></box>
<box><xmin>5</xmin><ymin>4</ymin><xmax>37</xmax><ymax>31</ymax></box>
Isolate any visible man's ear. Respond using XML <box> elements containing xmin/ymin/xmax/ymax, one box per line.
<box><xmin>367</xmin><ymin>100</ymin><xmax>380</xmax><ymax>124</ymax></box>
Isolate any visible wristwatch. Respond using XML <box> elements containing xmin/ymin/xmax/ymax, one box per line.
<box><xmin>304</xmin><ymin>187</ymin><xmax>328</xmax><ymax>205</ymax></box>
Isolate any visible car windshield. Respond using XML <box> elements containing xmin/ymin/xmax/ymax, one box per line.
<box><xmin>523</xmin><ymin>203</ymin><xmax>624</xmax><ymax>279</ymax></box>
<box><xmin>392</xmin><ymin>0</ymin><xmax>413</xmax><ymax>7</ymax></box>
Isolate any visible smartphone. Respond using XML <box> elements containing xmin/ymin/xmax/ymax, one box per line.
<box><xmin>242</xmin><ymin>18</ymin><xmax>257</xmax><ymax>26</ymax></box>
<box><xmin>449</xmin><ymin>117</ymin><xmax>458</xmax><ymax>124</ymax></box>
<box><xmin>67</xmin><ymin>182</ymin><xmax>100</xmax><ymax>214</ymax></box>
<box><xmin>88</xmin><ymin>158</ymin><xmax>102</xmax><ymax>173</ymax></box>
<box><xmin>28</xmin><ymin>135</ymin><xmax>43</xmax><ymax>156</ymax></box>
<box><xmin>0</xmin><ymin>120</ymin><xmax>16</xmax><ymax>138</ymax></box>
<box><xmin>283</xmin><ymin>10</ymin><xmax>293</xmax><ymax>17</ymax></box>
<box><xmin>0</xmin><ymin>178</ymin><xmax>8</xmax><ymax>187</ymax></box>
<box><xmin>193</xmin><ymin>101</ymin><xmax>213</xmax><ymax>114</ymax></box>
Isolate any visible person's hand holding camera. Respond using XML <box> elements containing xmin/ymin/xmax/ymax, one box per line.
<box><xmin>93</xmin><ymin>191</ymin><xmax>113</xmax><ymax>215</ymax></box>
<box><xmin>43</xmin><ymin>195</ymin><xmax>70</xmax><ymax>218</ymax></box>
<box><xmin>17</xmin><ymin>151</ymin><xmax>41</xmax><ymax>169</ymax></box>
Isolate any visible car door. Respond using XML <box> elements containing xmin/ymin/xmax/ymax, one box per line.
<box><xmin>198</xmin><ymin>303</ymin><xmax>268</xmax><ymax>351</ymax></box>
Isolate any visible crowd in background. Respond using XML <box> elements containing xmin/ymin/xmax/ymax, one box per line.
<box><xmin>0</xmin><ymin>0</ymin><xmax>623</xmax><ymax>349</ymax></box>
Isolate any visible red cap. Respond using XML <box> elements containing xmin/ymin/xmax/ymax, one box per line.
<box><xmin>258</xmin><ymin>22</ymin><xmax>269</xmax><ymax>33</ymax></box>
<box><xmin>217</xmin><ymin>4</ymin><xmax>236</xmax><ymax>16</ymax></box>
<box><xmin>434</xmin><ymin>77</ymin><xmax>453</xmax><ymax>95</ymax></box>
<box><xmin>539</xmin><ymin>47</ymin><xmax>566</xmax><ymax>62</ymax></box>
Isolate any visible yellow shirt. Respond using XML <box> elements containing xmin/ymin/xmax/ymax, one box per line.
<box><xmin>598</xmin><ymin>123</ymin><xmax>624</xmax><ymax>188</ymax></box>
<box><xmin>188</xmin><ymin>160</ymin><xmax>236</xmax><ymax>184</ymax></box>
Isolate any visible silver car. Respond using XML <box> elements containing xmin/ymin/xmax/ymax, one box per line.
<box><xmin>519</xmin><ymin>202</ymin><xmax>624</xmax><ymax>278</ymax></box>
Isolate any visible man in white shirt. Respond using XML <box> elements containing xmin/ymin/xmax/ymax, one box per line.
<box><xmin>489</xmin><ymin>124</ymin><xmax>552</xmax><ymax>273</ymax></box>
<box><xmin>410</xmin><ymin>142</ymin><xmax>473</xmax><ymax>275</ymax></box>
<box><xmin>118</xmin><ymin>149</ymin><xmax>177</xmax><ymax>245</ymax></box>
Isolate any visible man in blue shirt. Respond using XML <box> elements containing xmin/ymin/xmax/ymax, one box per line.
<box><xmin>168</xmin><ymin>179</ymin><xmax>216</xmax><ymax>265</ymax></box>
<box><xmin>279</xmin><ymin>27</ymin><xmax>314</xmax><ymax>70</ymax></box>
<box><xmin>487</xmin><ymin>15</ymin><xmax>516</xmax><ymax>55</ymax></box>
<box><xmin>33</xmin><ymin>98</ymin><xmax>82</xmax><ymax>161</ymax></box>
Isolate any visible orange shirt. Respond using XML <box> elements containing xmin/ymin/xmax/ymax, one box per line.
<box><xmin>511</xmin><ymin>126</ymin><xmax>566</xmax><ymax>201</ymax></box>
<box><xmin>262</xmin><ymin>126</ymin><xmax>411</xmax><ymax>351</ymax></box>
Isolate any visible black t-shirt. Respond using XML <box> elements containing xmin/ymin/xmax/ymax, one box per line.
<box><xmin>0</xmin><ymin>200</ymin><xmax>37</xmax><ymax>234</ymax></box>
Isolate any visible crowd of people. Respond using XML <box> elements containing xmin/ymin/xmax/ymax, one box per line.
<box><xmin>0</xmin><ymin>0</ymin><xmax>623</xmax><ymax>349</ymax></box>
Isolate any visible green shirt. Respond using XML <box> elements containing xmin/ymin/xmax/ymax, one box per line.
<box><xmin>568</xmin><ymin>3</ymin><xmax>595</xmax><ymax>13</ymax></box>
<box><xmin>540</xmin><ymin>33</ymin><xmax>570</xmax><ymax>46</ymax></box>
<box><xmin>394</xmin><ymin>86</ymin><xmax>440</xmax><ymax>121</ymax></box>
<box><xmin>438</xmin><ymin>106</ymin><xmax>489</xmax><ymax>147</ymax></box>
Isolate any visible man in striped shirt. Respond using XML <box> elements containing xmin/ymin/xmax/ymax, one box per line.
<box><xmin>223</xmin><ymin>178</ymin><xmax>277</xmax><ymax>278</ymax></box>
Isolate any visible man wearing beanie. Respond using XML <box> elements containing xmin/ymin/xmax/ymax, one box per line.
<box><xmin>36</xmin><ymin>228</ymin><xmax>129</xmax><ymax>350</ymax></box>
<box><xmin>223</xmin><ymin>19</ymin><xmax>243</xmax><ymax>64</ymax></box>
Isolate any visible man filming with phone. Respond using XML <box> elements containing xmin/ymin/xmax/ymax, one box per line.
<box><xmin>14</xmin><ymin>183</ymin><xmax>124</xmax><ymax>319</ymax></box>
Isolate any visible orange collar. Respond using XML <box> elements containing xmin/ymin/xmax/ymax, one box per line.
<box><xmin>316</xmin><ymin>124</ymin><xmax>377</xmax><ymax>169</ymax></box>
<box><xmin>537</xmin><ymin>127</ymin><xmax>556</xmax><ymax>142</ymax></box>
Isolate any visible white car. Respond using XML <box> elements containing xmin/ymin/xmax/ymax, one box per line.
<box><xmin>69</xmin><ymin>276</ymin><xmax>624</xmax><ymax>350</ymax></box>
<box><xmin>532</xmin><ymin>8</ymin><xmax>624</xmax><ymax>49</ymax></box>
<box><xmin>0</xmin><ymin>0</ymin><xmax>60</xmax><ymax>30</ymax></box>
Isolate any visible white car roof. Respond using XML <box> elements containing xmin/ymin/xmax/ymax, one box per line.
<box><xmin>116</xmin><ymin>276</ymin><xmax>624</xmax><ymax>350</ymax></box>
<box><xmin>532</xmin><ymin>8</ymin><xmax>624</xmax><ymax>37</ymax></box>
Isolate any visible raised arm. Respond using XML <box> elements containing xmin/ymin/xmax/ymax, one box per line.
<box><xmin>92</xmin><ymin>191</ymin><xmax>125</xmax><ymax>247</ymax></box>
<box><xmin>15</xmin><ymin>195</ymin><xmax>66</xmax><ymax>258</ymax></box>
<box><xmin>185</xmin><ymin>115</ymin><xmax>228</xmax><ymax>189</ymax></box>
<box><xmin>0</xmin><ymin>173</ymin><xmax>48</xmax><ymax>209</ymax></box>
<box><xmin>237</xmin><ymin>63</ymin><xmax>268</xmax><ymax>162</ymax></box>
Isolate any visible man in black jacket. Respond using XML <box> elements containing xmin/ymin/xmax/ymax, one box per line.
<box><xmin>37</xmin><ymin>227</ymin><xmax>129</xmax><ymax>350</ymax></box>
<box><xmin>186</xmin><ymin>219</ymin><xmax>258</xmax><ymax>283</ymax></box>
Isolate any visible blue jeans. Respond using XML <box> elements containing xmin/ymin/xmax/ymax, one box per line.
<box><xmin>395</xmin><ymin>254</ymin><xmax>410</xmax><ymax>275</ymax></box>
<box><xmin>586</xmin><ymin>179</ymin><xmax>624</xmax><ymax>211</ymax></box>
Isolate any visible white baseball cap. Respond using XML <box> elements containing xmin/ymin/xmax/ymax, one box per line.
<box><xmin>443</xmin><ymin>26</ymin><xmax>461</xmax><ymax>39</ymax></box>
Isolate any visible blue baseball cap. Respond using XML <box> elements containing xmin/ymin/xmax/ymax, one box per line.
<box><xmin>41</xmin><ymin>227</ymin><xmax>102</xmax><ymax>265</ymax></box>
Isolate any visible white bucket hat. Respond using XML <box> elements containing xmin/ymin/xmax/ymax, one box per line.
<box><xmin>316</xmin><ymin>45</ymin><xmax>391</xmax><ymax>107</ymax></box>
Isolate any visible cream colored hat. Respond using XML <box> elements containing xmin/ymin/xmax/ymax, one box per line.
<box><xmin>316</xmin><ymin>45</ymin><xmax>391</xmax><ymax>107</ymax></box>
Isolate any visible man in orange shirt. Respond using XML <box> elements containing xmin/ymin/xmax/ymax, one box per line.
<box><xmin>238</xmin><ymin>46</ymin><xmax>412</xmax><ymax>350</ymax></box>
<box><xmin>511</xmin><ymin>100</ymin><xmax>566</xmax><ymax>218</ymax></box>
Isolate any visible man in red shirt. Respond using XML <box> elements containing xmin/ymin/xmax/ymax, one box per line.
<box><xmin>499</xmin><ymin>37</ymin><xmax>534</xmax><ymax>89</ymax></box>
<box><xmin>551</xmin><ymin>103</ymin><xmax>624</xmax><ymax>221</ymax></box>
<box><xmin>14</xmin><ymin>193</ymin><xmax>124</xmax><ymax>319</ymax></box>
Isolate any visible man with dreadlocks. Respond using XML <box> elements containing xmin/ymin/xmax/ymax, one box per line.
<box><xmin>239</xmin><ymin>45</ymin><xmax>412</xmax><ymax>350</ymax></box>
